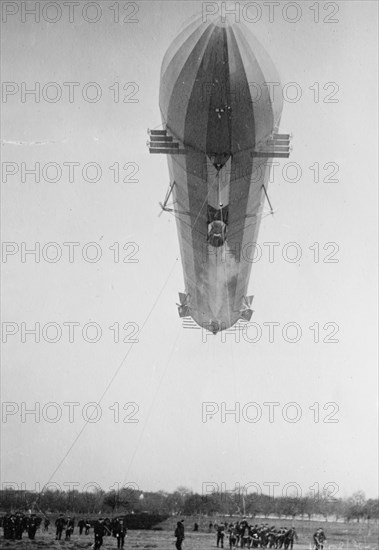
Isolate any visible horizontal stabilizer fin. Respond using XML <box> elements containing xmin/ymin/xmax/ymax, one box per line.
<box><xmin>178</xmin><ymin>292</ymin><xmax>188</xmax><ymax>305</ymax></box>
<box><xmin>178</xmin><ymin>293</ymin><xmax>191</xmax><ymax>318</ymax></box>
<box><xmin>244</xmin><ymin>295</ymin><xmax>254</xmax><ymax>307</ymax></box>
<box><xmin>239</xmin><ymin>309</ymin><xmax>253</xmax><ymax>322</ymax></box>
<box><xmin>178</xmin><ymin>305</ymin><xmax>190</xmax><ymax>318</ymax></box>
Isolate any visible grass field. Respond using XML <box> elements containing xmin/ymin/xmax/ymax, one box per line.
<box><xmin>1</xmin><ymin>518</ymin><xmax>378</xmax><ymax>550</ymax></box>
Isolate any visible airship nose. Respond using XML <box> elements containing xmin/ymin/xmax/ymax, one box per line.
<box><xmin>212</xmin><ymin>15</ymin><xmax>233</xmax><ymax>28</ymax></box>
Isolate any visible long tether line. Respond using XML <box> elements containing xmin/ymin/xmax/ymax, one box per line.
<box><xmin>37</xmin><ymin>164</ymin><xmax>236</xmax><ymax>499</ymax></box>
<box><xmin>31</xmin><ymin>159</ymin><xmax>260</xmax><ymax>502</ymax></box>
<box><xmin>36</xmin><ymin>257</ymin><xmax>179</xmax><ymax>499</ymax></box>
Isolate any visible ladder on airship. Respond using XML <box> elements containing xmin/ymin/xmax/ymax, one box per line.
<box><xmin>252</xmin><ymin>133</ymin><xmax>292</xmax><ymax>158</ymax></box>
<box><xmin>147</xmin><ymin>129</ymin><xmax>186</xmax><ymax>155</ymax></box>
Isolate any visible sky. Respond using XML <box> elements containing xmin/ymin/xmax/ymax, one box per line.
<box><xmin>1</xmin><ymin>1</ymin><xmax>378</xmax><ymax>502</ymax></box>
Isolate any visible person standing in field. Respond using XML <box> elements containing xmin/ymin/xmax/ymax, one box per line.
<box><xmin>94</xmin><ymin>518</ymin><xmax>107</xmax><ymax>549</ymax></box>
<box><xmin>14</xmin><ymin>512</ymin><xmax>25</xmax><ymax>540</ymax></box>
<box><xmin>65</xmin><ymin>516</ymin><xmax>74</xmax><ymax>540</ymax></box>
<box><xmin>313</xmin><ymin>528</ymin><xmax>326</xmax><ymax>549</ymax></box>
<box><xmin>27</xmin><ymin>514</ymin><xmax>38</xmax><ymax>539</ymax></box>
<box><xmin>174</xmin><ymin>519</ymin><xmax>185</xmax><ymax>550</ymax></box>
<box><xmin>228</xmin><ymin>524</ymin><xmax>238</xmax><ymax>549</ymax></box>
<box><xmin>55</xmin><ymin>514</ymin><xmax>66</xmax><ymax>540</ymax></box>
<box><xmin>216</xmin><ymin>522</ymin><xmax>225</xmax><ymax>548</ymax></box>
<box><xmin>114</xmin><ymin>518</ymin><xmax>127</xmax><ymax>548</ymax></box>
<box><xmin>284</xmin><ymin>526</ymin><xmax>298</xmax><ymax>549</ymax></box>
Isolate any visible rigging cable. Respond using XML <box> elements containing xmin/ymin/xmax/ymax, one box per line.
<box><xmin>35</xmin><ymin>257</ymin><xmax>179</xmax><ymax>502</ymax></box>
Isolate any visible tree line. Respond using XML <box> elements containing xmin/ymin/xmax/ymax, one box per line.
<box><xmin>0</xmin><ymin>486</ymin><xmax>377</xmax><ymax>524</ymax></box>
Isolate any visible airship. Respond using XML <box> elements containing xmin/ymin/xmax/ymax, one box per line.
<box><xmin>148</xmin><ymin>14</ymin><xmax>291</xmax><ymax>334</ymax></box>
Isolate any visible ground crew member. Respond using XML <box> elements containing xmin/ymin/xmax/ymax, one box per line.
<box><xmin>65</xmin><ymin>516</ymin><xmax>74</xmax><ymax>540</ymax></box>
<box><xmin>217</xmin><ymin>522</ymin><xmax>225</xmax><ymax>548</ymax></box>
<box><xmin>55</xmin><ymin>514</ymin><xmax>66</xmax><ymax>540</ymax></box>
<box><xmin>313</xmin><ymin>528</ymin><xmax>326</xmax><ymax>549</ymax></box>
<box><xmin>14</xmin><ymin>512</ymin><xmax>25</xmax><ymax>540</ymax></box>
<box><xmin>28</xmin><ymin>514</ymin><xmax>38</xmax><ymax>539</ymax></box>
<box><xmin>114</xmin><ymin>517</ymin><xmax>127</xmax><ymax>548</ymax></box>
<box><xmin>174</xmin><ymin>519</ymin><xmax>185</xmax><ymax>550</ymax></box>
<box><xmin>94</xmin><ymin>518</ymin><xmax>107</xmax><ymax>549</ymax></box>
<box><xmin>284</xmin><ymin>526</ymin><xmax>298</xmax><ymax>549</ymax></box>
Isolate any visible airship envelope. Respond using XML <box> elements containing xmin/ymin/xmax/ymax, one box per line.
<box><xmin>148</xmin><ymin>15</ymin><xmax>291</xmax><ymax>334</ymax></box>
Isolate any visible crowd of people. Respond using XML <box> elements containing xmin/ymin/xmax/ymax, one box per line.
<box><xmin>54</xmin><ymin>515</ymin><xmax>128</xmax><ymax>549</ymax></box>
<box><xmin>211</xmin><ymin>521</ymin><xmax>298</xmax><ymax>549</ymax></box>
<box><xmin>1</xmin><ymin>512</ymin><xmax>41</xmax><ymax>540</ymax></box>
<box><xmin>2</xmin><ymin>512</ymin><xmax>327</xmax><ymax>550</ymax></box>
<box><xmin>0</xmin><ymin>513</ymin><xmax>127</xmax><ymax>548</ymax></box>
<box><xmin>210</xmin><ymin>521</ymin><xmax>326</xmax><ymax>550</ymax></box>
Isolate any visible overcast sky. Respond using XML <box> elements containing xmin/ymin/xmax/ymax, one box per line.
<box><xmin>1</xmin><ymin>1</ymin><xmax>378</xmax><ymax>501</ymax></box>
